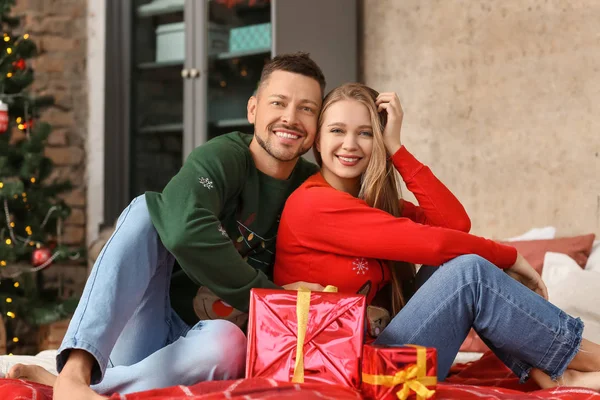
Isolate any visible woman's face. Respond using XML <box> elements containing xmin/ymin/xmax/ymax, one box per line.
<box><xmin>317</xmin><ymin>99</ymin><xmax>374</xmax><ymax>193</ymax></box>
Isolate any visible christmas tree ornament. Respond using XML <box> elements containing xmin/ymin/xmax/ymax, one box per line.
<box><xmin>12</xmin><ymin>58</ymin><xmax>26</xmax><ymax>70</ymax></box>
<box><xmin>0</xmin><ymin>100</ymin><xmax>8</xmax><ymax>133</ymax></box>
<box><xmin>31</xmin><ymin>247</ymin><xmax>52</xmax><ymax>268</ymax></box>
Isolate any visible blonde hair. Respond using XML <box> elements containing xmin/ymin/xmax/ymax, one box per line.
<box><xmin>314</xmin><ymin>83</ymin><xmax>416</xmax><ymax>315</ymax></box>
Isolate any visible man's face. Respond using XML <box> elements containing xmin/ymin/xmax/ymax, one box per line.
<box><xmin>247</xmin><ymin>70</ymin><xmax>322</xmax><ymax>162</ymax></box>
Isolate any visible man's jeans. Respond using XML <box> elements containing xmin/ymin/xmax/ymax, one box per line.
<box><xmin>57</xmin><ymin>196</ymin><xmax>246</xmax><ymax>395</ymax></box>
<box><xmin>375</xmin><ymin>255</ymin><xmax>583</xmax><ymax>382</ymax></box>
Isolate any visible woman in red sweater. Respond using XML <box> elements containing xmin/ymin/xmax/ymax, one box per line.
<box><xmin>274</xmin><ymin>83</ymin><xmax>600</xmax><ymax>389</ymax></box>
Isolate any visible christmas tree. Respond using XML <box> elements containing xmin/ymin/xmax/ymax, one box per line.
<box><xmin>0</xmin><ymin>0</ymin><xmax>80</xmax><ymax>354</ymax></box>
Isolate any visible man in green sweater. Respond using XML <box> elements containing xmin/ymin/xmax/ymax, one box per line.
<box><xmin>9</xmin><ymin>52</ymin><xmax>326</xmax><ymax>400</ymax></box>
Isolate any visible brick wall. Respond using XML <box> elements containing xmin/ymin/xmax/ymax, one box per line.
<box><xmin>12</xmin><ymin>0</ymin><xmax>88</xmax><ymax>295</ymax></box>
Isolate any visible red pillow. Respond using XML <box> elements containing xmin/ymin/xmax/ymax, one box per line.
<box><xmin>459</xmin><ymin>233</ymin><xmax>596</xmax><ymax>353</ymax></box>
<box><xmin>499</xmin><ymin>233</ymin><xmax>596</xmax><ymax>274</ymax></box>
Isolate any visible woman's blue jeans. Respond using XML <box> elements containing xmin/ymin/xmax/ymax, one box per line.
<box><xmin>57</xmin><ymin>196</ymin><xmax>246</xmax><ymax>395</ymax></box>
<box><xmin>374</xmin><ymin>255</ymin><xmax>583</xmax><ymax>383</ymax></box>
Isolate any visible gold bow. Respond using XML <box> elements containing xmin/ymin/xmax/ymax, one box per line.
<box><xmin>362</xmin><ymin>345</ymin><xmax>437</xmax><ymax>400</ymax></box>
<box><xmin>291</xmin><ymin>285</ymin><xmax>338</xmax><ymax>383</ymax></box>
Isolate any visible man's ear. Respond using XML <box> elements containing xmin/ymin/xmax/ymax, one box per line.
<box><xmin>247</xmin><ymin>96</ymin><xmax>257</xmax><ymax>124</ymax></box>
<box><xmin>315</xmin><ymin>137</ymin><xmax>320</xmax><ymax>152</ymax></box>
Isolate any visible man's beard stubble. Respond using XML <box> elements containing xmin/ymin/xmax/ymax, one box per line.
<box><xmin>254</xmin><ymin>124</ymin><xmax>311</xmax><ymax>162</ymax></box>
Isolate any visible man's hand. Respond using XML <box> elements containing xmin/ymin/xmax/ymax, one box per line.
<box><xmin>375</xmin><ymin>92</ymin><xmax>404</xmax><ymax>155</ymax></box>
<box><xmin>505</xmin><ymin>253</ymin><xmax>548</xmax><ymax>299</ymax></box>
<box><xmin>282</xmin><ymin>281</ymin><xmax>325</xmax><ymax>292</ymax></box>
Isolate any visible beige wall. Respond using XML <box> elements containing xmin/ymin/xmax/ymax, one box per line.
<box><xmin>362</xmin><ymin>0</ymin><xmax>600</xmax><ymax>239</ymax></box>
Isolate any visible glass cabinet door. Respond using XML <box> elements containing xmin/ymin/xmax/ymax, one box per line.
<box><xmin>130</xmin><ymin>0</ymin><xmax>188</xmax><ymax>197</ymax></box>
<box><xmin>197</xmin><ymin>0</ymin><xmax>272</xmax><ymax>145</ymax></box>
<box><xmin>104</xmin><ymin>0</ymin><xmax>357</xmax><ymax>225</ymax></box>
<box><xmin>130</xmin><ymin>0</ymin><xmax>274</xmax><ymax>196</ymax></box>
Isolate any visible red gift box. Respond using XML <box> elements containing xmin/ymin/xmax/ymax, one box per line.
<box><xmin>245</xmin><ymin>287</ymin><xmax>366</xmax><ymax>389</ymax></box>
<box><xmin>362</xmin><ymin>344</ymin><xmax>437</xmax><ymax>400</ymax></box>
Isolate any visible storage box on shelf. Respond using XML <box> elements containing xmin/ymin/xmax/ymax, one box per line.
<box><xmin>138</xmin><ymin>0</ymin><xmax>184</xmax><ymax>17</ymax></box>
<box><xmin>229</xmin><ymin>23</ymin><xmax>271</xmax><ymax>54</ymax></box>
<box><xmin>156</xmin><ymin>22</ymin><xmax>229</xmax><ymax>62</ymax></box>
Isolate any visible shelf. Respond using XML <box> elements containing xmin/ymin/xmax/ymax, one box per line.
<box><xmin>138</xmin><ymin>123</ymin><xmax>184</xmax><ymax>134</ymax></box>
<box><xmin>137</xmin><ymin>50</ymin><xmax>269</xmax><ymax>70</ymax></box>
<box><xmin>138</xmin><ymin>60</ymin><xmax>184</xmax><ymax>70</ymax></box>
<box><xmin>214</xmin><ymin>118</ymin><xmax>251</xmax><ymax>128</ymax></box>
<box><xmin>215</xmin><ymin>48</ymin><xmax>271</xmax><ymax>61</ymax></box>
<box><xmin>137</xmin><ymin>120</ymin><xmax>249</xmax><ymax>134</ymax></box>
<box><xmin>137</xmin><ymin>0</ymin><xmax>184</xmax><ymax>18</ymax></box>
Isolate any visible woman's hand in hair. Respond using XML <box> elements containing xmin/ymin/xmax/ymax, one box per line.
<box><xmin>376</xmin><ymin>92</ymin><xmax>404</xmax><ymax>155</ymax></box>
<box><xmin>505</xmin><ymin>253</ymin><xmax>549</xmax><ymax>300</ymax></box>
<box><xmin>282</xmin><ymin>281</ymin><xmax>325</xmax><ymax>292</ymax></box>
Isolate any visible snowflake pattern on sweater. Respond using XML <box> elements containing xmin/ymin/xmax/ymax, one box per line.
<box><xmin>217</xmin><ymin>224</ymin><xmax>228</xmax><ymax>237</ymax></box>
<box><xmin>352</xmin><ymin>258</ymin><xmax>369</xmax><ymax>275</ymax></box>
<box><xmin>198</xmin><ymin>177</ymin><xmax>214</xmax><ymax>189</ymax></box>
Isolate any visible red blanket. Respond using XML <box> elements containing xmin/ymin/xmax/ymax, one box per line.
<box><xmin>2</xmin><ymin>352</ymin><xmax>599</xmax><ymax>399</ymax></box>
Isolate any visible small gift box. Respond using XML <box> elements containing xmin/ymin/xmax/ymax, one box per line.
<box><xmin>362</xmin><ymin>344</ymin><xmax>437</xmax><ymax>400</ymax></box>
<box><xmin>246</xmin><ymin>287</ymin><xmax>366</xmax><ymax>389</ymax></box>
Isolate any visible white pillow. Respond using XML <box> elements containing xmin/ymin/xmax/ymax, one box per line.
<box><xmin>585</xmin><ymin>240</ymin><xmax>600</xmax><ymax>272</ymax></box>
<box><xmin>0</xmin><ymin>350</ymin><xmax>58</xmax><ymax>377</ymax></box>
<box><xmin>504</xmin><ymin>226</ymin><xmax>557</xmax><ymax>242</ymax></box>
<box><xmin>542</xmin><ymin>252</ymin><xmax>600</xmax><ymax>343</ymax></box>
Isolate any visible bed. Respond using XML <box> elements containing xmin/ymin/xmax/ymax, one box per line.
<box><xmin>1</xmin><ymin>229</ymin><xmax>599</xmax><ymax>399</ymax></box>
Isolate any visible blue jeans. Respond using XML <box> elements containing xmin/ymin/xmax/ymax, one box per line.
<box><xmin>374</xmin><ymin>254</ymin><xmax>583</xmax><ymax>383</ymax></box>
<box><xmin>57</xmin><ymin>196</ymin><xmax>246</xmax><ymax>395</ymax></box>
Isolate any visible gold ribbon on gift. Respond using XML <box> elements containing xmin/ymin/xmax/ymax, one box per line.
<box><xmin>291</xmin><ymin>285</ymin><xmax>338</xmax><ymax>383</ymax></box>
<box><xmin>362</xmin><ymin>344</ymin><xmax>437</xmax><ymax>400</ymax></box>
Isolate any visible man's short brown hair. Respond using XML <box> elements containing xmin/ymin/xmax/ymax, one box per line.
<box><xmin>258</xmin><ymin>52</ymin><xmax>326</xmax><ymax>95</ymax></box>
